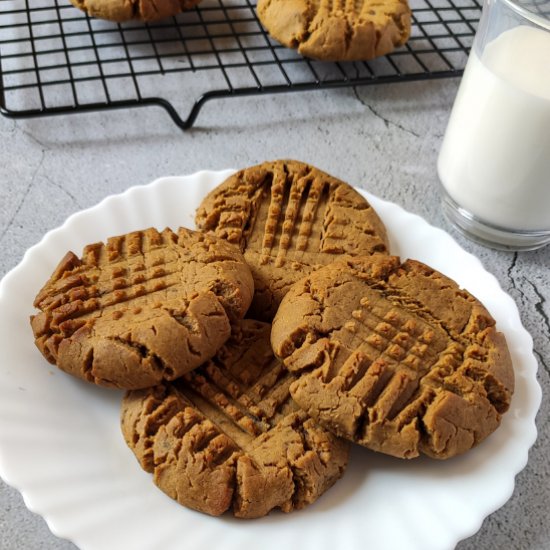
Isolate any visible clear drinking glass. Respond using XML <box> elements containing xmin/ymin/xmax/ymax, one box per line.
<box><xmin>437</xmin><ymin>0</ymin><xmax>550</xmax><ymax>251</ymax></box>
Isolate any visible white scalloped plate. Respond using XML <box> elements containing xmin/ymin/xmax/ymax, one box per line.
<box><xmin>0</xmin><ymin>171</ymin><xmax>541</xmax><ymax>550</ymax></box>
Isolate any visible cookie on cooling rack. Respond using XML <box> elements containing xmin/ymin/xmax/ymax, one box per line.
<box><xmin>69</xmin><ymin>0</ymin><xmax>202</xmax><ymax>22</ymax></box>
<box><xmin>271</xmin><ymin>254</ymin><xmax>514</xmax><ymax>460</ymax></box>
<box><xmin>31</xmin><ymin>227</ymin><xmax>253</xmax><ymax>389</ymax></box>
<box><xmin>256</xmin><ymin>0</ymin><xmax>411</xmax><ymax>61</ymax></box>
<box><xmin>121</xmin><ymin>319</ymin><xmax>350</xmax><ymax>518</ymax></box>
<box><xmin>195</xmin><ymin>159</ymin><xmax>389</xmax><ymax>320</ymax></box>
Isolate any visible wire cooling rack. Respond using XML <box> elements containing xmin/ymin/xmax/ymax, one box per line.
<box><xmin>0</xmin><ymin>0</ymin><xmax>481</xmax><ymax>130</ymax></box>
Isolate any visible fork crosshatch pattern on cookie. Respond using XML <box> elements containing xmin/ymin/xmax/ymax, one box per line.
<box><xmin>271</xmin><ymin>255</ymin><xmax>514</xmax><ymax>459</ymax></box>
<box><xmin>257</xmin><ymin>0</ymin><xmax>412</xmax><ymax>61</ymax></box>
<box><xmin>31</xmin><ymin>227</ymin><xmax>254</xmax><ymax>389</ymax></box>
<box><xmin>196</xmin><ymin>160</ymin><xmax>389</xmax><ymax>320</ymax></box>
<box><xmin>121</xmin><ymin>320</ymin><xmax>350</xmax><ymax>518</ymax></box>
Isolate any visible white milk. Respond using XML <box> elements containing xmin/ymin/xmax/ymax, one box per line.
<box><xmin>438</xmin><ymin>25</ymin><xmax>550</xmax><ymax>231</ymax></box>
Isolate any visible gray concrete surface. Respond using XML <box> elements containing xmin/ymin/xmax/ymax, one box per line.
<box><xmin>0</xmin><ymin>79</ymin><xmax>548</xmax><ymax>550</ymax></box>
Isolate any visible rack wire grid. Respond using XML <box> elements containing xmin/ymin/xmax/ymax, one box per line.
<box><xmin>0</xmin><ymin>0</ymin><xmax>481</xmax><ymax>130</ymax></box>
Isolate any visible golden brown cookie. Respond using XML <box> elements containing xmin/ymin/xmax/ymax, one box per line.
<box><xmin>256</xmin><ymin>0</ymin><xmax>411</xmax><ymax>61</ymax></box>
<box><xmin>69</xmin><ymin>0</ymin><xmax>202</xmax><ymax>22</ymax></box>
<box><xmin>271</xmin><ymin>255</ymin><xmax>514</xmax><ymax>460</ymax></box>
<box><xmin>31</xmin><ymin>227</ymin><xmax>254</xmax><ymax>390</ymax></box>
<box><xmin>195</xmin><ymin>160</ymin><xmax>389</xmax><ymax>320</ymax></box>
<box><xmin>121</xmin><ymin>319</ymin><xmax>349</xmax><ymax>518</ymax></box>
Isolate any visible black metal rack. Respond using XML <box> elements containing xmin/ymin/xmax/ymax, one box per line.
<box><xmin>0</xmin><ymin>0</ymin><xmax>481</xmax><ymax>130</ymax></box>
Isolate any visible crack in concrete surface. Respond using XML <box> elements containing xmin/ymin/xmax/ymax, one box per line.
<box><xmin>506</xmin><ymin>252</ymin><xmax>519</xmax><ymax>292</ymax></box>
<box><xmin>352</xmin><ymin>87</ymin><xmax>421</xmax><ymax>138</ymax></box>
<box><xmin>524</xmin><ymin>277</ymin><xmax>550</xmax><ymax>378</ymax></box>
<box><xmin>0</xmin><ymin>149</ymin><xmax>45</xmax><ymax>245</ymax></box>
<box><xmin>44</xmin><ymin>175</ymin><xmax>83</xmax><ymax>209</ymax></box>
<box><xmin>506</xmin><ymin>253</ymin><xmax>550</xmax><ymax>377</ymax></box>
<box><xmin>525</xmin><ymin>277</ymin><xmax>550</xmax><ymax>339</ymax></box>
<box><xmin>17</xmin><ymin>121</ymin><xmax>50</xmax><ymax>151</ymax></box>
<box><xmin>0</xmin><ymin>120</ymin><xmax>52</xmax><ymax>245</ymax></box>
<box><xmin>534</xmin><ymin>349</ymin><xmax>549</xmax><ymax>378</ymax></box>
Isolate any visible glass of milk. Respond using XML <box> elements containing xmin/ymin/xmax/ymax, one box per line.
<box><xmin>437</xmin><ymin>0</ymin><xmax>550</xmax><ymax>250</ymax></box>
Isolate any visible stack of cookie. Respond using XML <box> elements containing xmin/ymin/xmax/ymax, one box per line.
<box><xmin>30</xmin><ymin>160</ymin><xmax>514</xmax><ymax>519</ymax></box>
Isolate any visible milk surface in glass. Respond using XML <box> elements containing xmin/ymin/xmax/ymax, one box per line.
<box><xmin>438</xmin><ymin>25</ymin><xmax>550</xmax><ymax>231</ymax></box>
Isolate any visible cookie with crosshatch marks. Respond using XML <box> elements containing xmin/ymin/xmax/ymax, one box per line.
<box><xmin>68</xmin><ymin>0</ymin><xmax>202</xmax><ymax>22</ymax></box>
<box><xmin>30</xmin><ymin>227</ymin><xmax>254</xmax><ymax>390</ymax></box>
<box><xmin>256</xmin><ymin>0</ymin><xmax>411</xmax><ymax>61</ymax></box>
<box><xmin>195</xmin><ymin>160</ymin><xmax>389</xmax><ymax>320</ymax></box>
<box><xmin>121</xmin><ymin>319</ymin><xmax>349</xmax><ymax>518</ymax></box>
<box><xmin>271</xmin><ymin>255</ymin><xmax>515</xmax><ymax>460</ymax></box>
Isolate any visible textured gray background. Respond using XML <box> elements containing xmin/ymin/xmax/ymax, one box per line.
<box><xmin>0</xmin><ymin>79</ymin><xmax>548</xmax><ymax>550</ymax></box>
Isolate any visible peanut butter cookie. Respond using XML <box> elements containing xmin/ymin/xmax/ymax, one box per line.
<box><xmin>31</xmin><ymin>227</ymin><xmax>254</xmax><ymax>389</ymax></box>
<box><xmin>256</xmin><ymin>0</ymin><xmax>411</xmax><ymax>61</ymax></box>
<box><xmin>195</xmin><ymin>160</ymin><xmax>389</xmax><ymax>320</ymax></box>
<box><xmin>271</xmin><ymin>255</ymin><xmax>514</xmax><ymax>459</ymax></box>
<box><xmin>69</xmin><ymin>0</ymin><xmax>202</xmax><ymax>22</ymax></box>
<box><xmin>121</xmin><ymin>319</ymin><xmax>349</xmax><ymax>517</ymax></box>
